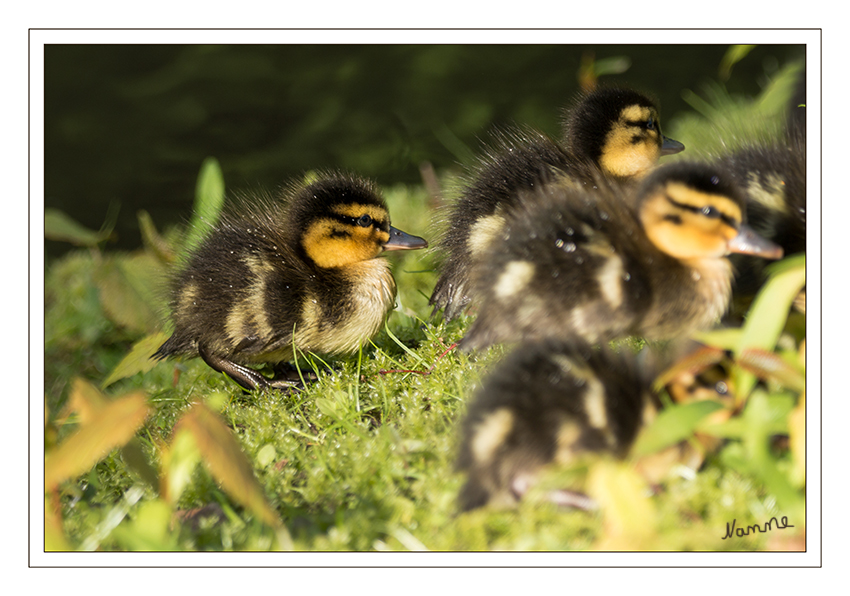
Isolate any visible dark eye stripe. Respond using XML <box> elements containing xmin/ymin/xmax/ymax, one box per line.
<box><xmin>664</xmin><ymin>194</ymin><xmax>739</xmax><ymax>229</ymax></box>
<box><xmin>332</xmin><ymin>213</ymin><xmax>381</xmax><ymax>228</ymax></box>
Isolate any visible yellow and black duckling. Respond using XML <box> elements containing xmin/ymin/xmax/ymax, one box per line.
<box><xmin>429</xmin><ymin>86</ymin><xmax>684</xmax><ymax>320</ymax></box>
<box><xmin>153</xmin><ymin>173</ymin><xmax>428</xmax><ymax>391</ymax></box>
<box><xmin>456</xmin><ymin>340</ymin><xmax>656</xmax><ymax>511</ymax></box>
<box><xmin>718</xmin><ymin>128</ymin><xmax>806</xmax><ymax>306</ymax></box>
<box><xmin>458</xmin><ymin>161</ymin><xmax>784</xmax><ymax>352</ymax></box>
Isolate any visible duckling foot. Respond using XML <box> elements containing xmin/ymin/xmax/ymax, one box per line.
<box><xmin>198</xmin><ymin>342</ymin><xmax>300</xmax><ymax>392</ymax></box>
<box><xmin>511</xmin><ymin>475</ymin><xmax>599</xmax><ymax>511</ymax></box>
<box><xmin>270</xmin><ymin>361</ymin><xmax>319</xmax><ymax>385</ymax></box>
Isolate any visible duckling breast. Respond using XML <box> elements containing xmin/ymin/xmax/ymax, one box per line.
<box><xmin>293</xmin><ymin>258</ymin><xmax>397</xmax><ymax>355</ymax></box>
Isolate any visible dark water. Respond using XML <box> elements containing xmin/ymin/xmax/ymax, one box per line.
<box><xmin>44</xmin><ymin>44</ymin><xmax>804</xmax><ymax>259</ymax></box>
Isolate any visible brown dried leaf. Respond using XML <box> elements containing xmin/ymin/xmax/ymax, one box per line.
<box><xmin>44</xmin><ymin>381</ymin><xmax>151</xmax><ymax>490</ymax></box>
<box><xmin>176</xmin><ymin>402</ymin><xmax>282</xmax><ymax>529</ymax></box>
<box><xmin>738</xmin><ymin>348</ymin><xmax>805</xmax><ymax>393</ymax></box>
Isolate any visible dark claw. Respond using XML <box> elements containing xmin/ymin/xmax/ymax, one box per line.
<box><xmin>198</xmin><ymin>342</ymin><xmax>306</xmax><ymax>392</ymax></box>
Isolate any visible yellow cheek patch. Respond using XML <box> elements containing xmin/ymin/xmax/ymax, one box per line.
<box><xmin>599</xmin><ymin>106</ymin><xmax>662</xmax><ymax>178</ymax></box>
<box><xmin>302</xmin><ymin>219</ymin><xmax>385</xmax><ymax>268</ymax></box>
<box><xmin>641</xmin><ymin>187</ymin><xmax>743</xmax><ymax>259</ymax></box>
<box><xmin>332</xmin><ymin>203</ymin><xmax>388</xmax><ymax>222</ymax></box>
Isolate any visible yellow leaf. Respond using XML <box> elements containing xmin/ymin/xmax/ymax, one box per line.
<box><xmin>64</xmin><ymin>377</ymin><xmax>108</xmax><ymax>425</ymax></box>
<box><xmin>160</xmin><ymin>427</ymin><xmax>201</xmax><ymax>506</ymax></box>
<box><xmin>102</xmin><ymin>332</ymin><xmax>170</xmax><ymax>389</ymax></box>
<box><xmin>176</xmin><ymin>402</ymin><xmax>282</xmax><ymax>529</ymax></box>
<box><xmin>788</xmin><ymin>392</ymin><xmax>806</xmax><ymax>488</ymax></box>
<box><xmin>588</xmin><ymin>460</ymin><xmax>657</xmax><ymax>550</ymax></box>
<box><xmin>45</xmin><ymin>383</ymin><xmax>151</xmax><ymax>490</ymax></box>
<box><xmin>45</xmin><ymin>496</ymin><xmax>71</xmax><ymax>551</ymax></box>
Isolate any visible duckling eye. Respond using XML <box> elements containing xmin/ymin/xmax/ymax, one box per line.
<box><xmin>701</xmin><ymin>205</ymin><xmax>720</xmax><ymax>219</ymax></box>
<box><xmin>645</xmin><ymin>117</ymin><xmax>655</xmax><ymax>130</ymax></box>
<box><xmin>356</xmin><ymin>214</ymin><xmax>373</xmax><ymax>227</ymax></box>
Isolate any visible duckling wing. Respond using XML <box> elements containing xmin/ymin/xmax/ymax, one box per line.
<box><xmin>430</xmin><ymin>128</ymin><xmax>571</xmax><ymax>319</ymax></box>
<box><xmin>163</xmin><ymin>217</ymin><xmax>314</xmax><ymax>364</ymax></box>
<box><xmin>459</xmin><ymin>181</ymin><xmax>653</xmax><ymax>350</ymax></box>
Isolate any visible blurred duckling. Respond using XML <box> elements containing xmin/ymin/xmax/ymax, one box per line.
<box><xmin>719</xmin><ymin>131</ymin><xmax>806</xmax><ymax>306</ymax></box>
<box><xmin>430</xmin><ymin>86</ymin><xmax>684</xmax><ymax>320</ymax></box>
<box><xmin>456</xmin><ymin>340</ymin><xmax>656</xmax><ymax>511</ymax></box>
<box><xmin>459</xmin><ymin>161</ymin><xmax>783</xmax><ymax>352</ymax></box>
<box><xmin>153</xmin><ymin>173</ymin><xmax>428</xmax><ymax>391</ymax></box>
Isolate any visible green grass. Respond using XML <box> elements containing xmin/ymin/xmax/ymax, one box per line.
<box><xmin>42</xmin><ymin>52</ymin><xmax>807</xmax><ymax>553</ymax></box>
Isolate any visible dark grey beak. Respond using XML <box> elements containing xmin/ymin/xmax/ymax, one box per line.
<box><xmin>727</xmin><ymin>224</ymin><xmax>784</xmax><ymax>260</ymax></box>
<box><xmin>384</xmin><ymin>226</ymin><xmax>428</xmax><ymax>251</ymax></box>
<box><xmin>661</xmin><ymin>135</ymin><xmax>686</xmax><ymax>156</ymax></box>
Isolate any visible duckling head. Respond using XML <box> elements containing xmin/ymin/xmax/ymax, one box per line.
<box><xmin>638</xmin><ymin>162</ymin><xmax>784</xmax><ymax>261</ymax></box>
<box><xmin>295</xmin><ymin>174</ymin><xmax>427</xmax><ymax>269</ymax></box>
<box><xmin>564</xmin><ymin>87</ymin><xmax>685</xmax><ymax>179</ymax></box>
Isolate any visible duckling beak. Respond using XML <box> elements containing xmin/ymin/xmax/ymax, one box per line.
<box><xmin>383</xmin><ymin>226</ymin><xmax>428</xmax><ymax>251</ymax></box>
<box><xmin>727</xmin><ymin>224</ymin><xmax>784</xmax><ymax>260</ymax></box>
<box><xmin>660</xmin><ymin>135</ymin><xmax>685</xmax><ymax>156</ymax></box>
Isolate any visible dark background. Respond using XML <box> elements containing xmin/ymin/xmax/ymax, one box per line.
<box><xmin>43</xmin><ymin>44</ymin><xmax>805</xmax><ymax>259</ymax></box>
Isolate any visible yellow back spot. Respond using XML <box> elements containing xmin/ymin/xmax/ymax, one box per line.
<box><xmin>468</xmin><ymin>212</ymin><xmax>507</xmax><ymax>258</ymax></box>
<box><xmin>471</xmin><ymin>408</ymin><xmax>515</xmax><ymax>464</ymax></box>
<box><xmin>746</xmin><ymin>172</ymin><xmax>789</xmax><ymax>213</ymax></box>
<box><xmin>494</xmin><ymin>260</ymin><xmax>536</xmax><ymax>299</ymax></box>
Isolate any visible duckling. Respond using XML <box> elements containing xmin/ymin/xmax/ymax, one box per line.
<box><xmin>458</xmin><ymin>161</ymin><xmax>783</xmax><ymax>352</ymax></box>
<box><xmin>714</xmin><ymin>126</ymin><xmax>806</xmax><ymax>306</ymax></box>
<box><xmin>153</xmin><ymin>173</ymin><xmax>428</xmax><ymax>391</ymax></box>
<box><xmin>429</xmin><ymin>86</ymin><xmax>684</xmax><ymax>320</ymax></box>
<box><xmin>456</xmin><ymin>340</ymin><xmax>656</xmax><ymax>511</ymax></box>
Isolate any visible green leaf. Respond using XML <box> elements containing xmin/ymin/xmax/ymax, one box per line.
<box><xmin>111</xmin><ymin>499</ymin><xmax>176</xmax><ymax>551</ymax></box>
<box><xmin>719</xmin><ymin>45</ymin><xmax>756</xmax><ymax>80</ymax></box>
<box><xmin>138</xmin><ymin>210</ymin><xmax>176</xmax><ymax>263</ymax></box>
<box><xmin>632</xmin><ymin>400</ymin><xmax>725</xmax><ymax>457</ymax></box>
<box><xmin>184</xmin><ymin>157</ymin><xmax>225</xmax><ymax>251</ymax></box>
<box><xmin>692</xmin><ymin>328</ymin><xmax>742</xmax><ymax>351</ymax></box>
<box><xmin>736</xmin><ymin>255</ymin><xmax>805</xmax><ymax>397</ymax></box>
<box><xmin>161</xmin><ymin>427</ymin><xmax>201</xmax><ymax>506</ymax></box>
<box><xmin>95</xmin><ymin>253</ymin><xmax>168</xmax><ymax>334</ymax></box>
<box><xmin>44</xmin><ymin>208</ymin><xmax>109</xmax><ymax>247</ymax></box>
<box><xmin>120</xmin><ymin>438</ymin><xmax>160</xmax><ymax>489</ymax></box>
<box><xmin>102</xmin><ymin>332</ymin><xmax>170</xmax><ymax>388</ymax></box>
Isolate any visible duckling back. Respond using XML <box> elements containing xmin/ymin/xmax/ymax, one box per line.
<box><xmin>429</xmin><ymin>128</ymin><xmax>571</xmax><ymax>319</ymax></box>
<box><xmin>456</xmin><ymin>340</ymin><xmax>654</xmax><ymax>511</ymax></box>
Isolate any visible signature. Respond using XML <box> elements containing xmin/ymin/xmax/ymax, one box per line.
<box><xmin>722</xmin><ymin>516</ymin><xmax>794</xmax><ymax>539</ymax></box>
